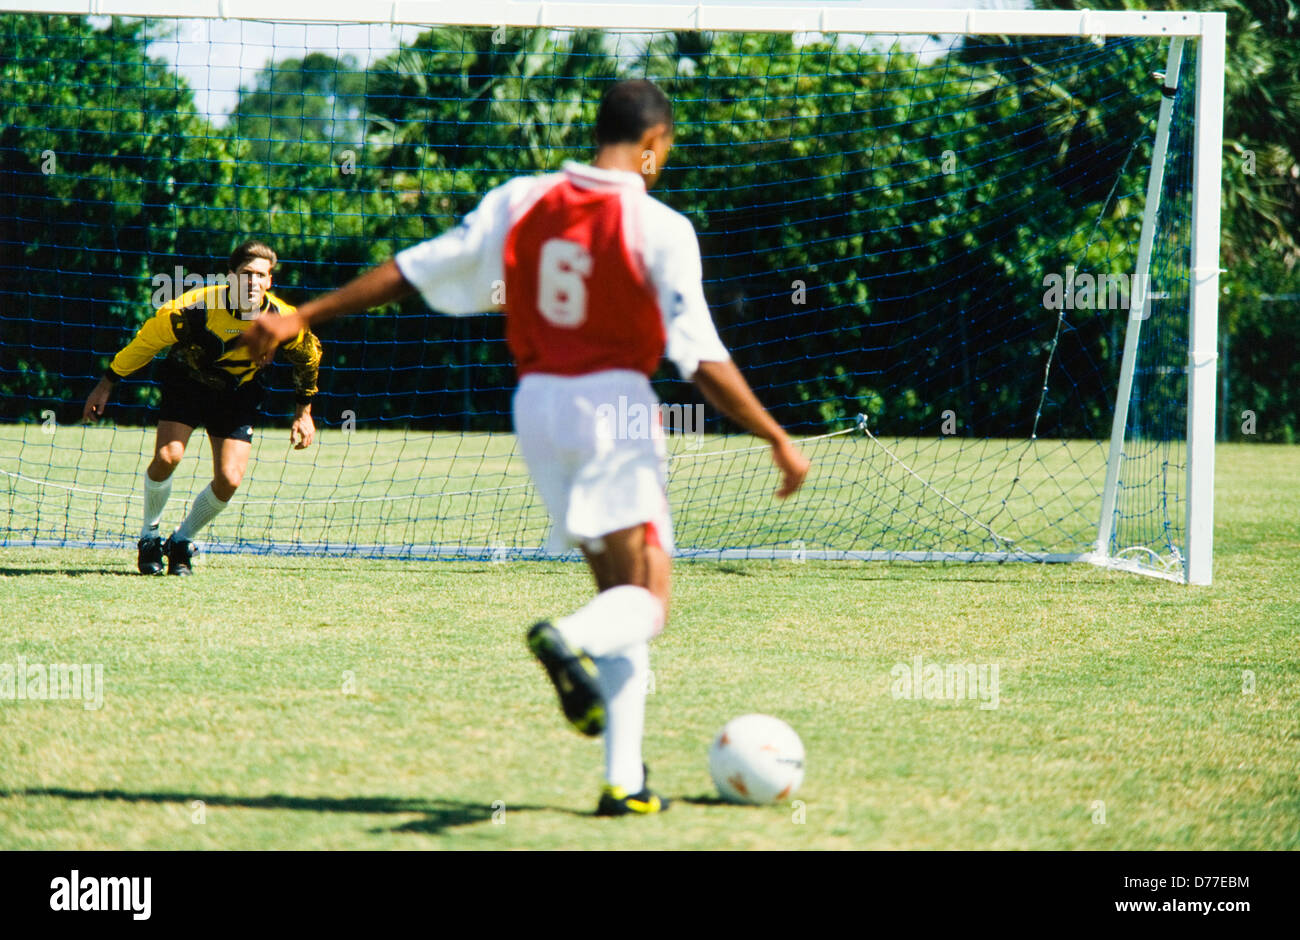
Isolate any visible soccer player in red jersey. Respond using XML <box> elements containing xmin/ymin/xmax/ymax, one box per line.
<box><xmin>241</xmin><ymin>80</ymin><xmax>809</xmax><ymax>815</ymax></box>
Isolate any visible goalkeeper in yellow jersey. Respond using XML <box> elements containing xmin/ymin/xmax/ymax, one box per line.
<box><xmin>82</xmin><ymin>240</ymin><xmax>322</xmax><ymax>575</ymax></box>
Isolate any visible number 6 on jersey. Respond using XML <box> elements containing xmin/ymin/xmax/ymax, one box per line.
<box><xmin>537</xmin><ymin>238</ymin><xmax>592</xmax><ymax>327</ymax></box>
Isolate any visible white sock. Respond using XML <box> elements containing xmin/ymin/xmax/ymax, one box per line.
<box><xmin>555</xmin><ymin>585</ymin><xmax>664</xmax><ymax>658</ymax></box>
<box><xmin>141</xmin><ymin>474</ymin><xmax>172</xmax><ymax>538</ymax></box>
<box><xmin>174</xmin><ymin>484</ymin><xmax>229</xmax><ymax>542</ymax></box>
<box><xmin>594</xmin><ymin>642</ymin><xmax>650</xmax><ymax>793</ymax></box>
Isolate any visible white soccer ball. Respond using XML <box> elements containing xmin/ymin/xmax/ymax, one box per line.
<box><xmin>708</xmin><ymin>714</ymin><xmax>805</xmax><ymax>804</ymax></box>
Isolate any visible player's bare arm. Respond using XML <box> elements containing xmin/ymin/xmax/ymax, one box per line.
<box><xmin>290</xmin><ymin>403</ymin><xmax>315</xmax><ymax>449</ymax></box>
<box><xmin>82</xmin><ymin>292</ymin><xmax>180</xmax><ymax>423</ymax></box>
<box><xmin>83</xmin><ymin>375</ymin><xmax>114</xmax><ymax>421</ymax></box>
<box><xmin>280</xmin><ymin>326</ymin><xmax>323</xmax><ymax>449</ymax></box>
<box><xmin>691</xmin><ymin>358</ymin><xmax>809</xmax><ymax>499</ymax></box>
<box><xmin>241</xmin><ymin>259</ymin><xmax>414</xmax><ymax>366</ymax></box>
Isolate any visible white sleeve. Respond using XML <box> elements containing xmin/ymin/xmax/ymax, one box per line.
<box><xmin>394</xmin><ymin>178</ymin><xmax>529</xmax><ymax>316</ymax></box>
<box><xmin>642</xmin><ymin>207</ymin><xmax>730</xmax><ymax>381</ymax></box>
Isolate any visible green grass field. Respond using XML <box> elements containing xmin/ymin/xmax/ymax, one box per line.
<box><xmin>0</xmin><ymin>442</ymin><xmax>1297</xmax><ymax>849</ymax></box>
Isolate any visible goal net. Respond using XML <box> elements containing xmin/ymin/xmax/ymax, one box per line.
<box><xmin>0</xmin><ymin>3</ymin><xmax>1223</xmax><ymax>582</ymax></box>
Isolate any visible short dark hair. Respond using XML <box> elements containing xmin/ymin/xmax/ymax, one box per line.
<box><xmin>229</xmin><ymin>239</ymin><xmax>277</xmax><ymax>273</ymax></box>
<box><xmin>595</xmin><ymin>79</ymin><xmax>674</xmax><ymax>146</ymax></box>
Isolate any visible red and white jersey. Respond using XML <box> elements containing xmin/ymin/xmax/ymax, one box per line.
<box><xmin>394</xmin><ymin>161</ymin><xmax>729</xmax><ymax>380</ymax></box>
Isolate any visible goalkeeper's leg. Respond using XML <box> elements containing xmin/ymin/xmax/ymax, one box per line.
<box><xmin>137</xmin><ymin>420</ymin><xmax>193</xmax><ymax>574</ymax></box>
<box><xmin>167</xmin><ymin>434</ymin><xmax>249</xmax><ymax>574</ymax></box>
<box><xmin>142</xmin><ymin>421</ymin><xmax>193</xmax><ymax>534</ymax></box>
<box><xmin>174</xmin><ymin>433</ymin><xmax>248</xmax><ymax>540</ymax></box>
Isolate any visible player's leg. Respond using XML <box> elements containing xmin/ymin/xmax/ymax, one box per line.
<box><xmin>517</xmin><ymin>384</ymin><xmax>607</xmax><ymax>737</ymax></box>
<box><xmin>535</xmin><ymin>525</ymin><xmax>670</xmax><ymax>660</ymax></box>
<box><xmin>554</xmin><ymin>522</ymin><xmax>669</xmax><ymax>683</ymax></box>
<box><xmin>137</xmin><ymin>420</ymin><xmax>193</xmax><ymax>574</ymax></box>
<box><xmin>518</xmin><ymin>373</ymin><xmax>675</xmax><ymax>813</ymax></box>
<box><xmin>524</xmin><ymin>523</ymin><xmax>671</xmax><ymax>744</ymax></box>
<box><xmin>147</xmin><ymin>420</ymin><xmax>193</xmax><ymax>485</ymax></box>
<box><xmin>207</xmin><ymin>432</ymin><xmax>251</xmax><ymax>504</ymax></box>
<box><xmin>166</xmin><ymin>389</ymin><xmax>256</xmax><ymax>575</ymax></box>
<box><xmin>526</xmin><ymin>523</ymin><xmax>671</xmax><ymax>814</ymax></box>
<box><xmin>571</xmin><ymin>524</ymin><xmax>671</xmax><ymax>814</ymax></box>
<box><xmin>166</xmin><ymin>433</ymin><xmax>249</xmax><ymax>575</ymax></box>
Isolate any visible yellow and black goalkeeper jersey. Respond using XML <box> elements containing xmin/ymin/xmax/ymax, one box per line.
<box><xmin>104</xmin><ymin>284</ymin><xmax>321</xmax><ymax>404</ymax></box>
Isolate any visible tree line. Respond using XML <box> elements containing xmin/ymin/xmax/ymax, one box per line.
<box><xmin>1</xmin><ymin>8</ymin><xmax>1296</xmax><ymax>441</ymax></box>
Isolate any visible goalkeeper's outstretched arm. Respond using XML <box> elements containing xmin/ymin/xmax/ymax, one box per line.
<box><xmin>241</xmin><ymin>260</ymin><xmax>413</xmax><ymax>366</ymax></box>
<box><xmin>83</xmin><ymin>301</ymin><xmax>180</xmax><ymax>420</ymax></box>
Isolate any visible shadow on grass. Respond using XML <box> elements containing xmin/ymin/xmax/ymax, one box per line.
<box><xmin>676</xmin><ymin>794</ymin><xmax>735</xmax><ymax>807</ymax></box>
<box><xmin>4</xmin><ymin>786</ymin><xmax>587</xmax><ymax>835</ymax></box>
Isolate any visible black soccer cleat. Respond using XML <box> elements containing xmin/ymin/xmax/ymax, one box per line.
<box><xmin>163</xmin><ymin>536</ymin><xmax>194</xmax><ymax>576</ymax></box>
<box><xmin>526</xmin><ymin>621</ymin><xmax>605</xmax><ymax>737</ymax></box>
<box><xmin>596</xmin><ymin>767</ymin><xmax>669</xmax><ymax>816</ymax></box>
<box><xmin>137</xmin><ymin>534</ymin><xmax>164</xmax><ymax>575</ymax></box>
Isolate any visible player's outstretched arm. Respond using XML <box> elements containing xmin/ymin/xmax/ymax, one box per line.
<box><xmin>691</xmin><ymin>359</ymin><xmax>809</xmax><ymax>499</ymax></box>
<box><xmin>240</xmin><ymin>259</ymin><xmax>414</xmax><ymax>365</ymax></box>
<box><xmin>84</xmin><ymin>306</ymin><xmax>181</xmax><ymax>421</ymax></box>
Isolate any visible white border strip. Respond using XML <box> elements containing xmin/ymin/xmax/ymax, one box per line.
<box><xmin>6</xmin><ymin>537</ymin><xmax>1090</xmax><ymax>564</ymax></box>
<box><xmin>6</xmin><ymin>539</ymin><xmax>1183</xmax><ymax>579</ymax></box>
<box><xmin>2</xmin><ymin>2</ymin><xmax>1210</xmax><ymax>36</ymax></box>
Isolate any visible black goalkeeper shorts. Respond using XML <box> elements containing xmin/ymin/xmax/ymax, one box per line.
<box><xmin>158</xmin><ymin>374</ymin><xmax>262</xmax><ymax>443</ymax></box>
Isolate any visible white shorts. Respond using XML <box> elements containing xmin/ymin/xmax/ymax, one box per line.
<box><xmin>514</xmin><ymin>369</ymin><xmax>674</xmax><ymax>556</ymax></box>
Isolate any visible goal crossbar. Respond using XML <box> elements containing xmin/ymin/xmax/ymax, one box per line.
<box><xmin>5</xmin><ymin>1</ymin><xmax>1220</xmax><ymax>38</ymax></box>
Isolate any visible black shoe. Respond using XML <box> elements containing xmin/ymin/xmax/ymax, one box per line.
<box><xmin>526</xmin><ymin>621</ymin><xmax>605</xmax><ymax>737</ymax></box>
<box><xmin>137</xmin><ymin>535</ymin><xmax>164</xmax><ymax>575</ymax></box>
<box><xmin>596</xmin><ymin>766</ymin><xmax>669</xmax><ymax>816</ymax></box>
<box><xmin>163</xmin><ymin>536</ymin><xmax>194</xmax><ymax>576</ymax></box>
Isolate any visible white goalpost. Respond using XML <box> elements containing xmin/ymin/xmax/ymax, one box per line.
<box><xmin>0</xmin><ymin>2</ymin><xmax>1225</xmax><ymax>583</ymax></box>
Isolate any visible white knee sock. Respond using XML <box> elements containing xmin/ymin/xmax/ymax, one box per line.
<box><xmin>174</xmin><ymin>484</ymin><xmax>229</xmax><ymax>542</ymax></box>
<box><xmin>555</xmin><ymin>585</ymin><xmax>664</xmax><ymax>658</ymax></box>
<box><xmin>141</xmin><ymin>474</ymin><xmax>172</xmax><ymax>538</ymax></box>
<box><xmin>594</xmin><ymin>642</ymin><xmax>650</xmax><ymax>792</ymax></box>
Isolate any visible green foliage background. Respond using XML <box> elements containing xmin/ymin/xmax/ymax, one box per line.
<box><xmin>1</xmin><ymin>6</ymin><xmax>1295</xmax><ymax>440</ymax></box>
